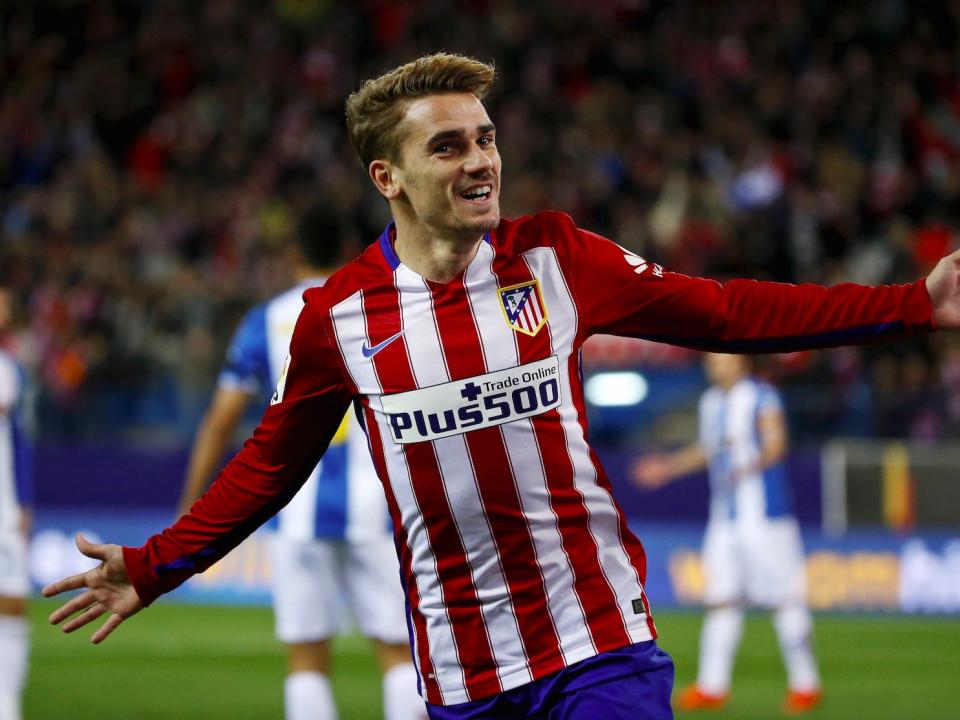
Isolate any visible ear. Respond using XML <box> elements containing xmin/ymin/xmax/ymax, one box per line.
<box><xmin>369</xmin><ymin>159</ymin><xmax>402</xmax><ymax>200</ymax></box>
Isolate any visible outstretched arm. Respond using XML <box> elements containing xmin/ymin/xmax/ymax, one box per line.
<box><xmin>42</xmin><ymin>534</ymin><xmax>143</xmax><ymax>644</ymax></box>
<box><xmin>632</xmin><ymin>443</ymin><xmax>707</xmax><ymax>490</ymax></box>
<box><xmin>41</xmin><ymin>291</ymin><xmax>353</xmax><ymax>641</ymax></box>
<box><xmin>552</xmin><ymin>216</ymin><xmax>938</xmax><ymax>351</ymax></box>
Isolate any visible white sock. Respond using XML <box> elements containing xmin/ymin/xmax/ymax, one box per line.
<box><xmin>0</xmin><ymin>615</ymin><xmax>28</xmax><ymax>720</ymax></box>
<box><xmin>696</xmin><ymin>606</ymin><xmax>744</xmax><ymax>695</ymax></box>
<box><xmin>773</xmin><ymin>605</ymin><xmax>820</xmax><ymax>693</ymax></box>
<box><xmin>383</xmin><ymin>663</ymin><xmax>426</xmax><ymax>720</ymax></box>
<box><xmin>284</xmin><ymin>671</ymin><xmax>337</xmax><ymax>720</ymax></box>
<box><xmin>0</xmin><ymin>695</ymin><xmax>21</xmax><ymax>720</ymax></box>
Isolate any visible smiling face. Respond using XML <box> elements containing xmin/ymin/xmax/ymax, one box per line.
<box><xmin>372</xmin><ymin>92</ymin><xmax>501</xmax><ymax>243</ymax></box>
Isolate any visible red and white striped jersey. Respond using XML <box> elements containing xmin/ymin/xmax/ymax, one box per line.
<box><xmin>125</xmin><ymin>211</ymin><xmax>934</xmax><ymax>705</ymax></box>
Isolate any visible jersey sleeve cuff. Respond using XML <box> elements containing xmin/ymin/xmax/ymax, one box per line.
<box><xmin>122</xmin><ymin>545</ymin><xmax>163</xmax><ymax>607</ymax></box>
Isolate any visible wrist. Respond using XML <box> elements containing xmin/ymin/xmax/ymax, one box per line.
<box><xmin>121</xmin><ymin>546</ymin><xmax>160</xmax><ymax>607</ymax></box>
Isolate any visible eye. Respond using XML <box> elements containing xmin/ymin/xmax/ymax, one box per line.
<box><xmin>433</xmin><ymin>143</ymin><xmax>455</xmax><ymax>154</ymax></box>
<box><xmin>478</xmin><ymin>135</ymin><xmax>495</xmax><ymax>146</ymax></box>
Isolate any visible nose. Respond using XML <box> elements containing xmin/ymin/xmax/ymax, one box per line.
<box><xmin>464</xmin><ymin>142</ymin><xmax>495</xmax><ymax>175</ymax></box>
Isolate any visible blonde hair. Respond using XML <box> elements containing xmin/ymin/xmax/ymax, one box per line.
<box><xmin>345</xmin><ymin>53</ymin><xmax>496</xmax><ymax>167</ymax></box>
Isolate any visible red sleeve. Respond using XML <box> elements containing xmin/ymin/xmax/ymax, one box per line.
<box><xmin>560</xmin><ymin>225</ymin><xmax>935</xmax><ymax>351</ymax></box>
<box><xmin>123</xmin><ymin>295</ymin><xmax>352</xmax><ymax>606</ymax></box>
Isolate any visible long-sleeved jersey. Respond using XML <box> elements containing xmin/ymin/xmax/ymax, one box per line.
<box><xmin>124</xmin><ymin>211</ymin><xmax>934</xmax><ymax>705</ymax></box>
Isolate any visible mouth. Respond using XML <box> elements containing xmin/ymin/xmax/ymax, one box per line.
<box><xmin>457</xmin><ymin>183</ymin><xmax>495</xmax><ymax>205</ymax></box>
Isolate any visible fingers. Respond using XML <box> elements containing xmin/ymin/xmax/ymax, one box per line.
<box><xmin>634</xmin><ymin>475</ymin><xmax>660</xmax><ymax>489</ymax></box>
<box><xmin>42</xmin><ymin>534</ymin><xmax>112</xmax><ymax>598</ymax></box>
<box><xmin>48</xmin><ymin>590</ymin><xmax>97</xmax><ymax>625</ymax></box>
<box><xmin>91</xmin><ymin>614</ymin><xmax>126</xmax><ymax>645</ymax></box>
<box><xmin>42</xmin><ymin>570</ymin><xmax>92</xmax><ymax>598</ymax></box>
<box><xmin>631</xmin><ymin>459</ymin><xmax>657</xmax><ymax>484</ymax></box>
<box><xmin>75</xmin><ymin>532</ymin><xmax>107</xmax><ymax>561</ymax></box>
<box><xmin>632</xmin><ymin>464</ymin><xmax>666</xmax><ymax>488</ymax></box>
<box><xmin>62</xmin><ymin>602</ymin><xmax>109</xmax><ymax>634</ymax></box>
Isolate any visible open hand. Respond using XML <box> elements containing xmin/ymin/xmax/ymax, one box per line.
<box><xmin>926</xmin><ymin>249</ymin><xmax>960</xmax><ymax>330</ymax></box>
<box><xmin>632</xmin><ymin>455</ymin><xmax>673</xmax><ymax>489</ymax></box>
<box><xmin>42</xmin><ymin>533</ymin><xmax>144</xmax><ymax>644</ymax></box>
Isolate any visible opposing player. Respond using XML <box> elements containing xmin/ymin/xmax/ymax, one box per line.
<box><xmin>633</xmin><ymin>353</ymin><xmax>821</xmax><ymax>713</ymax></box>
<box><xmin>42</xmin><ymin>54</ymin><xmax>960</xmax><ymax>720</ymax></box>
<box><xmin>177</xmin><ymin>212</ymin><xmax>423</xmax><ymax>720</ymax></box>
<box><xmin>0</xmin><ymin>286</ymin><xmax>32</xmax><ymax>720</ymax></box>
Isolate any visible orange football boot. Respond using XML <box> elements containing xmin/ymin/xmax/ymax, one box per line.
<box><xmin>784</xmin><ymin>688</ymin><xmax>822</xmax><ymax>714</ymax></box>
<box><xmin>675</xmin><ymin>685</ymin><xmax>729</xmax><ymax>711</ymax></box>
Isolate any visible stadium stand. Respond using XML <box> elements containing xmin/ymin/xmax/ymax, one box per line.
<box><xmin>1</xmin><ymin>0</ymin><xmax>958</xmax><ymax>443</ymax></box>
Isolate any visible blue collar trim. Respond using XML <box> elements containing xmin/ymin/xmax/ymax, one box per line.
<box><xmin>378</xmin><ymin>223</ymin><xmax>493</xmax><ymax>271</ymax></box>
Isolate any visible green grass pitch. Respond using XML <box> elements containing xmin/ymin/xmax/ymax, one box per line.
<box><xmin>25</xmin><ymin>600</ymin><xmax>960</xmax><ymax>719</ymax></box>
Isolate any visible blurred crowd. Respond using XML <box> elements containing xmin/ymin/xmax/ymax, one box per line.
<box><xmin>2</xmin><ymin>0</ymin><xmax>960</xmax><ymax>441</ymax></box>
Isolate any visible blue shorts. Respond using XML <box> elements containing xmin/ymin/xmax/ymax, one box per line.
<box><xmin>425</xmin><ymin>640</ymin><xmax>674</xmax><ymax>720</ymax></box>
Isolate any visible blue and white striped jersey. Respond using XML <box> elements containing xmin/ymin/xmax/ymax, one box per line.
<box><xmin>0</xmin><ymin>349</ymin><xmax>31</xmax><ymax>531</ymax></box>
<box><xmin>218</xmin><ymin>280</ymin><xmax>389</xmax><ymax>541</ymax></box>
<box><xmin>698</xmin><ymin>377</ymin><xmax>791</xmax><ymax>523</ymax></box>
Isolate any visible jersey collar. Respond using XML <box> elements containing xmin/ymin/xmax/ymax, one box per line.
<box><xmin>377</xmin><ymin>222</ymin><xmax>492</xmax><ymax>272</ymax></box>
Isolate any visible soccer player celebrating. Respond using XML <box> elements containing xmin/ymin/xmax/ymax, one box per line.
<box><xmin>176</xmin><ymin>211</ymin><xmax>423</xmax><ymax>720</ymax></box>
<box><xmin>634</xmin><ymin>353</ymin><xmax>821</xmax><ymax>713</ymax></box>
<box><xmin>43</xmin><ymin>54</ymin><xmax>960</xmax><ymax>720</ymax></box>
<box><xmin>0</xmin><ymin>286</ymin><xmax>32</xmax><ymax>720</ymax></box>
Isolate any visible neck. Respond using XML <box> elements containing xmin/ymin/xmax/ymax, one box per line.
<box><xmin>392</xmin><ymin>214</ymin><xmax>483</xmax><ymax>283</ymax></box>
<box><xmin>718</xmin><ymin>375</ymin><xmax>745</xmax><ymax>391</ymax></box>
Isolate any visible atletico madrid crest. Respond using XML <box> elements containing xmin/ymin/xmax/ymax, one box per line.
<box><xmin>498</xmin><ymin>280</ymin><xmax>548</xmax><ymax>337</ymax></box>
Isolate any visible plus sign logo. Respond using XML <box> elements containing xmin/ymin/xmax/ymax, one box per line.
<box><xmin>382</xmin><ymin>356</ymin><xmax>562</xmax><ymax>444</ymax></box>
<box><xmin>460</xmin><ymin>382</ymin><xmax>482</xmax><ymax>401</ymax></box>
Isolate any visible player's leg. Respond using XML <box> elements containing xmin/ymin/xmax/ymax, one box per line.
<box><xmin>0</xmin><ymin>529</ymin><xmax>29</xmax><ymax>720</ymax></box>
<box><xmin>271</xmin><ymin>535</ymin><xmax>343</xmax><ymax>720</ymax></box>
<box><xmin>773</xmin><ymin>604</ymin><xmax>820</xmax><ymax>712</ymax></box>
<box><xmin>679</xmin><ymin>521</ymin><xmax>743</xmax><ymax>710</ymax></box>
<box><xmin>690</xmin><ymin>604</ymin><xmax>744</xmax><ymax>698</ymax></box>
<box><xmin>344</xmin><ymin>535</ymin><xmax>426</xmax><ymax>720</ymax></box>
<box><xmin>750</xmin><ymin>519</ymin><xmax>821</xmax><ymax>712</ymax></box>
<box><xmin>375</xmin><ymin>641</ymin><xmax>426</xmax><ymax>720</ymax></box>
<box><xmin>285</xmin><ymin>640</ymin><xmax>336</xmax><ymax>720</ymax></box>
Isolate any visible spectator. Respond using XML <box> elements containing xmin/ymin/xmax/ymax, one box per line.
<box><xmin>2</xmin><ymin>1</ymin><xmax>958</xmax><ymax>441</ymax></box>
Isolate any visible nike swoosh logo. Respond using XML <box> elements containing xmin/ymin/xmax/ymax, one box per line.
<box><xmin>361</xmin><ymin>330</ymin><xmax>405</xmax><ymax>358</ymax></box>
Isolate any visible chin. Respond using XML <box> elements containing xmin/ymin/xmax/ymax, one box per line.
<box><xmin>476</xmin><ymin>216</ymin><xmax>501</xmax><ymax>233</ymax></box>
<box><xmin>466</xmin><ymin>209</ymin><xmax>501</xmax><ymax>233</ymax></box>
<box><xmin>450</xmin><ymin>206</ymin><xmax>500</xmax><ymax>236</ymax></box>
